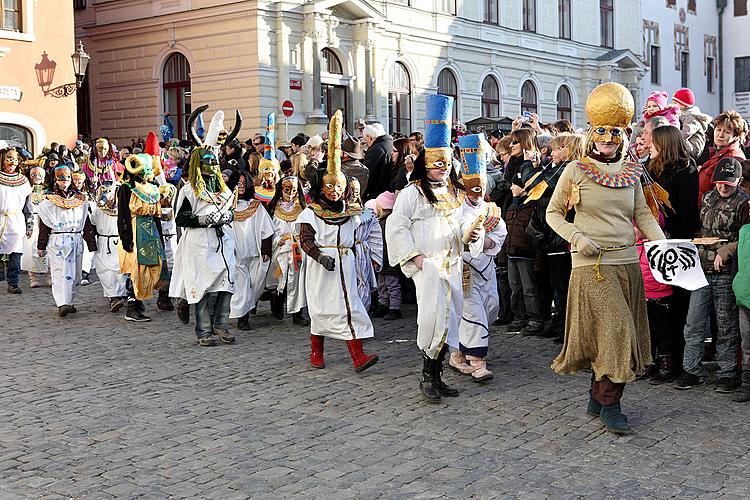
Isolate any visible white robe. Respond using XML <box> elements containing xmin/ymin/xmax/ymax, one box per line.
<box><xmin>0</xmin><ymin>178</ymin><xmax>32</xmax><ymax>254</ymax></box>
<box><xmin>36</xmin><ymin>199</ymin><xmax>89</xmax><ymax>306</ymax></box>
<box><xmin>458</xmin><ymin>199</ymin><xmax>507</xmax><ymax>352</ymax></box>
<box><xmin>267</xmin><ymin>212</ymin><xmax>307</xmax><ymax>314</ymax></box>
<box><xmin>353</xmin><ymin>207</ymin><xmax>382</xmax><ymax>311</ymax></box>
<box><xmin>89</xmin><ymin>206</ymin><xmax>128</xmax><ymax>298</ymax></box>
<box><xmin>385</xmin><ymin>183</ymin><xmax>467</xmax><ymax>359</ymax></box>
<box><xmin>297</xmin><ymin>207</ymin><xmax>374</xmax><ymax>341</ymax></box>
<box><xmin>227</xmin><ymin>200</ymin><xmax>276</xmax><ymax>319</ymax></box>
<box><xmin>21</xmin><ymin>191</ymin><xmax>48</xmax><ymax>273</ymax></box>
<box><xmin>169</xmin><ymin>185</ymin><xmax>236</xmax><ymax>304</ymax></box>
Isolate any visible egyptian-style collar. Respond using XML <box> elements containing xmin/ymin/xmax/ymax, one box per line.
<box><xmin>128</xmin><ymin>181</ymin><xmax>160</xmax><ymax>204</ymax></box>
<box><xmin>47</xmin><ymin>192</ymin><xmax>87</xmax><ymax>209</ymax></box>
<box><xmin>576</xmin><ymin>157</ymin><xmax>642</xmax><ymax>188</ymax></box>
<box><xmin>483</xmin><ymin>202</ymin><xmax>503</xmax><ymax>232</ymax></box>
<box><xmin>414</xmin><ymin>180</ymin><xmax>464</xmax><ymax>212</ymax></box>
<box><xmin>274</xmin><ymin>201</ymin><xmax>304</xmax><ymax>222</ymax></box>
<box><xmin>0</xmin><ymin>171</ymin><xmax>29</xmax><ymax>187</ymax></box>
<box><xmin>309</xmin><ymin>201</ymin><xmax>363</xmax><ymax>220</ymax></box>
<box><xmin>234</xmin><ymin>199</ymin><xmax>261</xmax><ymax>221</ymax></box>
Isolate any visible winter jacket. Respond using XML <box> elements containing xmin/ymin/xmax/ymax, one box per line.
<box><xmin>678</xmin><ymin>105</ymin><xmax>712</xmax><ymax>160</ymax></box>
<box><xmin>502</xmin><ymin>197</ymin><xmax>536</xmax><ymax>258</ymax></box>
<box><xmin>527</xmin><ymin>161</ymin><xmax>570</xmax><ymax>253</ymax></box>
<box><xmin>651</xmin><ymin>157</ymin><xmax>699</xmax><ymax>239</ymax></box>
<box><xmin>489</xmin><ymin>156</ymin><xmax>534</xmax><ymax>217</ymax></box>
<box><xmin>363</xmin><ymin>135</ymin><xmax>394</xmax><ymax>201</ymax></box>
<box><xmin>732</xmin><ymin>224</ymin><xmax>750</xmax><ymax>308</ymax></box>
<box><xmin>342</xmin><ymin>159</ymin><xmax>369</xmax><ymax>195</ymax></box>
<box><xmin>697</xmin><ymin>188</ymin><xmax>750</xmax><ymax>274</ymax></box>
<box><xmin>378</xmin><ymin>215</ymin><xmax>399</xmax><ymax>275</ymax></box>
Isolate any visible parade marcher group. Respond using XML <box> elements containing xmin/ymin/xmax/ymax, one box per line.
<box><xmin>3</xmin><ymin>78</ymin><xmax>750</xmax><ymax>437</ymax></box>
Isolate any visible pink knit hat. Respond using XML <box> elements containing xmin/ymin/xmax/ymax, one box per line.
<box><xmin>375</xmin><ymin>191</ymin><xmax>396</xmax><ymax>210</ymax></box>
<box><xmin>672</xmin><ymin>88</ymin><xmax>695</xmax><ymax>107</ymax></box>
<box><xmin>646</xmin><ymin>91</ymin><xmax>668</xmax><ymax>109</ymax></box>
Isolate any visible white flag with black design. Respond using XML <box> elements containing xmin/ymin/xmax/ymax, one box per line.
<box><xmin>644</xmin><ymin>239</ymin><xmax>708</xmax><ymax>291</ymax></box>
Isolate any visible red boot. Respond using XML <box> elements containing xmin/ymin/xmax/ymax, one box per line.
<box><xmin>310</xmin><ymin>335</ymin><xmax>325</xmax><ymax>368</ymax></box>
<box><xmin>346</xmin><ymin>339</ymin><xmax>379</xmax><ymax>372</ymax></box>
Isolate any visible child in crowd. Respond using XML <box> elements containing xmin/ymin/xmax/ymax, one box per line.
<box><xmin>370</xmin><ymin>191</ymin><xmax>402</xmax><ymax>320</ymax></box>
<box><xmin>675</xmin><ymin>158</ymin><xmax>750</xmax><ymax>393</ymax></box>
<box><xmin>642</xmin><ymin>91</ymin><xmax>679</xmax><ymax>127</ymax></box>
<box><xmin>349</xmin><ymin>177</ymin><xmax>382</xmax><ymax>312</ymax></box>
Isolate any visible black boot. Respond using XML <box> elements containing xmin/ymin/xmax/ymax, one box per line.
<box><xmin>419</xmin><ymin>353</ymin><xmax>441</xmax><ymax>403</ymax></box>
<box><xmin>599</xmin><ymin>403</ymin><xmax>631</xmax><ymax>435</ymax></box>
<box><xmin>292</xmin><ymin>311</ymin><xmax>310</xmax><ymax>326</ymax></box>
<box><xmin>434</xmin><ymin>345</ymin><xmax>459</xmax><ymax>397</ymax></box>
<box><xmin>270</xmin><ymin>292</ymin><xmax>285</xmax><ymax>320</ymax></box>
<box><xmin>157</xmin><ymin>289</ymin><xmax>174</xmax><ymax>311</ymax></box>
<box><xmin>732</xmin><ymin>371</ymin><xmax>750</xmax><ymax>403</ymax></box>
<box><xmin>135</xmin><ymin>299</ymin><xmax>146</xmax><ymax>314</ymax></box>
<box><xmin>176</xmin><ymin>299</ymin><xmax>190</xmax><ymax>324</ymax></box>
<box><xmin>237</xmin><ymin>312</ymin><xmax>252</xmax><ymax>331</ymax></box>
<box><xmin>649</xmin><ymin>355</ymin><xmax>676</xmax><ymax>385</ymax></box>
<box><xmin>125</xmin><ymin>299</ymin><xmax>151</xmax><ymax>322</ymax></box>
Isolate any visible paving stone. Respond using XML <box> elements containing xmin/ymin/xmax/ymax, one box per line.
<box><xmin>2</xmin><ymin>276</ymin><xmax>750</xmax><ymax>497</ymax></box>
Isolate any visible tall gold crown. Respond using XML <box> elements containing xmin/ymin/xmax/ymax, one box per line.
<box><xmin>585</xmin><ymin>82</ymin><xmax>634</xmax><ymax>128</ymax></box>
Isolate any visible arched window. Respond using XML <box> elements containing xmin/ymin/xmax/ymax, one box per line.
<box><xmin>556</xmin><ymin>86</ymin><xmax>572</xmax><ymax>121</ymax></box>
<box><xmin>481</xmin><ymin>76</ymin><xmax>500</xmax><ymax>118</ymax></box>
<box><xmin>388</xmin><ymin>62</ymin><xmax>411</xmax><ymax>134</ymax></box>
<box><xmin>162</xmin><ymin>53</ymin><xmax>191</xmax><ymax>140</ymax></box>
<box><xmin>0</xmin><ymin>124</ymin><xmax>33</xmax><ymax>152</ymax></box>
<box><xmin>437</xmin><ymin>68</ymin><xmax>459</xmax><ymax>123</ymax></box>
<box><xmin>521</xmin><ymin>80</ymin><xmax>538</xmax><ymax>115</ymax></box>
<box><xmin>320</xmin><ymin>48</ymin><xmax>348</xmax><ymax>128</ymax></box>
<box><xmin>321</xmin><ymin>48</ymin><xmax>343</xmax><ymax>75</ymax></box>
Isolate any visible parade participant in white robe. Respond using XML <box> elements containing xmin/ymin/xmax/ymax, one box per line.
<box><xmin>36</xmin><ymin>165</ymin><xmax>97</xmax><ymax>317</ymax></box>
<box><xmin>449</xmin><ymin>134</ymin><xmax>507</xmax><ymax>382</ymax></box>
<box><xmin>386</xmin><ymin>94</ymin><xmax>480</xmax><ymax>403</ymax></box>
<box><xmin>266</xmin><ymin>174</ymin><xmax>309</xmax><ymax>325</ymax></box>
<box><xmin>0</xmin><ymin>148</ymin><xmax>33</xmax><ymax>294</ymax></box>
<box><xmin>21</xmin><ymin>165</ymin><xmax>50</xmax><ymax>288</ymax></box>
<box><xmin>299</xmin><ymin>110</ymin><xmax>378</xmax><ymax>373</ymax></box>
<box><xmin>90</xmin><ymin>182</ymin><xmax>128</xmax><ymax>312</ymax></box>
<box><xmin>349</xmin><ymin>177</ymin><xmax>382</xmax><ymax>311</ymax></box>
<box><xmin>72</xmin><ymin>171</ymin><xmax>95</xmax><ymax>286</ymax></box>
<box><xmin>227</xmin><ymin>170</ymin><xmax>275</xmax><ymax>330</ymax></box>
<box><xmin>170</xmin><ymin>104</ymin><xmax>242</xmax><ymax>346</ymax></box>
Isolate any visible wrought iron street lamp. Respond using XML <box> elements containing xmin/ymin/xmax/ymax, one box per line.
<box><xmin>35</xmin><ymin>41</ymin><xmax>90</xmax><ymax>98</ymax></box>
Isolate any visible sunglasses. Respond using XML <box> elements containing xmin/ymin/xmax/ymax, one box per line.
<box><xmin>594</xmin><ymin>127</ymin><xmax>622</xmax><ymax>137</ymax></box>
<box><xmin>510</xmin><ymin>140</ymin><xmax>520</xmax><ymax>145</ymax></box>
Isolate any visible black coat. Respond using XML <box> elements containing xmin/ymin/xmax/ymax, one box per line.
<box><xmin>653</xmin><ymin>157</ymin><xmax>700</xmax><ymax>239</ymax></box>
<box><xmin>489</xmin><ymin>156</ymin><xmax>534</xmax><ymax>217</ymax></box>
<box><xmin>363</xmin><ymin>135</ymin><xmax>394</xmax><ymax>201</ymax></box>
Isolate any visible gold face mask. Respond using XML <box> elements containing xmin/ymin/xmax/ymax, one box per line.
<box><xmin>348</xmin><ymin>178</ymin><xmax>361</xmax><ymax>203</ymax></box>
<box><xmin>30</xmin><ymin>167</ymin><xmax>46</xmax><ymax>185</ymax></box>
<box><xmin>463</xmin><ymin>176</ymin><xmax>486</xmax><ymax>199</ymax></box>
<box><xmin>281</xmin><ymin>178</ymin><xmax>298</xmax><ymax>202</ymax></box>
<box><xmin>425</xmin><ymin>148</ymin><xmax>452</xmax><ymax>172</ymax></box>
<box><xmin>322</xmin><ymin>172</ymin><xmax>346</xmax><ymax>202</ymax></box>
<box><xmin>95</xmin><ymin>138</ymin><xmax>109</xmax><ymax>157</ymax></box>
<box><xmin>591</xmin><ymin>126</ymin><xmax>625</xmax><ymax>144</ymax></box>
<box><xmin>2</xmin><ymin>149</ymin><xmax>19</xmax><ymax>173</ymax></box>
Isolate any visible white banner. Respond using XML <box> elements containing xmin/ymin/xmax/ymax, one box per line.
<box><xmin>644</xmin><ymin>240</ymin><xmax>708</xmax><ymax>291</ymax></box>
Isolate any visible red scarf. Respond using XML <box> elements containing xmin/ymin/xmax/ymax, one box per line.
<box><xmin>698</xmin><ymin>140</ymin><xmax>746</xmax><ymax>205</ymax></box>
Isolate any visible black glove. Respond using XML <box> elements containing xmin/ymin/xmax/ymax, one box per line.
<box><xmin>122</xmin><ymin>242</ymin><xmax>134</xmax><ymax>253</ymax></box>
<box><xmin>317</xmin><ymin>255</ymin><xmax>335</xmax><ymax>271</ymax></box>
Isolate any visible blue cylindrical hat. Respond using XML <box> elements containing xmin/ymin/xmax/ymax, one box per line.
<box><xmin>458</xmin><ymin>134</ymin><xmax>487</xmax><ymax>180</ymax></box>
<box><xmin>263</xmin><ymin>112</ymin><xmax>276</xmax><ymax>161</ymax></box>
<box><xmin>424</xmin><ymin>94</ymin><xmax>453</xmax><ymax>149</ymax></box>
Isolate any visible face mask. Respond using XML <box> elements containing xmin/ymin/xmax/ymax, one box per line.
<box><xmin>2</xmin><ymin>151</ymin><xmax>19</xmax><ymax>173</ymax></box>
<box><xmin>592</xmin><ymin>126</ymin><xmax>624</xmax><ymax>144</ymax></box>
<box><xmin>281</xmin><ymin>179</ymin><xmax>298</xmax><ymax>202</ymax></box>
<box><xmin>322</xmin><ymin>172</ymin><xmax>346</xmax><ymax>202</ymax></box>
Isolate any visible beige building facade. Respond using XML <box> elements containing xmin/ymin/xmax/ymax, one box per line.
<box><xmin>76</xmin><ymin>0</ymin><xmax>646</xmax><ymax>145</ymax></box>
<box><xmin>1</xmin><ymin>0</ymin><xmax>79</xmax><ymax>155</ymax></box>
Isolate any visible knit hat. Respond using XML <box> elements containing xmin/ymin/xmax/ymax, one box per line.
<box><xmin>375</xmin><ymin>191</ymin><xmax>396</xmax><ymax>210</ymax></box>
<box><xmin>672</xmin><ymin>88</ymin><xmax>695</xmax><ymax>108</ymax></box>
<box><xmin>646</xmin><ymin>91</ymin><xmax>668</xmax><ymax>109</ymax></box>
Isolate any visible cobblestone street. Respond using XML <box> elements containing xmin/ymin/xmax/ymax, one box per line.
<box><xmin>2</xmin><ymin>274</ymin><xmax>750</xmax><ymax>499</ymax></box>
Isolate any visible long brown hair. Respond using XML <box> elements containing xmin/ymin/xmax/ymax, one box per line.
<box><xmin>509</xmin><ymin>128</ymin><xmax>537</xmax><ymax>157</ymax></box>
<box><xmin>649</xmin><ymin>125</ymin><xmax>691</xmax><ymax>178</ymax></box>
<box><xmin>391</xmin><ymin>137</ymin><xmax>416</xmax><ymax>179</ymax></box>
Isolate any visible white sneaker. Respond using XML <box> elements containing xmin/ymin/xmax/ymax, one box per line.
<box><xmin>449</xmin><ymin>351</ymin><xmax>476</xmax><ymax>375</ymax></box>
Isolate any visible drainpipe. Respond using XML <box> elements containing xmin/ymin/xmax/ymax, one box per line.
<box><xmin>717</xmin><ymin>0</ymin><xmax>726</xmax><ymax>111</ymax></box>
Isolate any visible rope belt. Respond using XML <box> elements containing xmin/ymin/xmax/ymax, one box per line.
<box><xmin>97</xmin><ymin>233</ymin><xmax>119</xmax><ymax>254</ymax></box>
<box><xmin>0</xmin><ymin>211</ymin><xmax>17</xmax><ymax>241</ymax></box>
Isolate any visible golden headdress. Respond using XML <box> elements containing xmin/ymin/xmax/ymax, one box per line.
<box><xmin>585</xmin><ymin>82</ymin><xmax>634</xmax><ymax>128</ymax></box>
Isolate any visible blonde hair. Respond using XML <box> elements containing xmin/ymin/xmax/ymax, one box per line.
<box><xmin>549</xmin><ymin>133</ymin><xmax>585</xmax><ymax>161</ymax></box>
<box><xmin>247</xmin><ymin>152</ymin><xmax>261</xmax><ymax>177</ymax></box>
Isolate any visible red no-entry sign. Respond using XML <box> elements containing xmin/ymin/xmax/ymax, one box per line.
<box><xmin>282</xmin><ymin>100</ymin><xmax>294</xmax><ymax>118</ymax></box>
